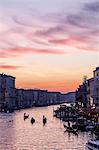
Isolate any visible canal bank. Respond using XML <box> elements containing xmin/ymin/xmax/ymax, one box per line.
<box><xmin>0</xmin><ymin>105</ymin><xmax>91</xmax><ymax>150</ymax></box>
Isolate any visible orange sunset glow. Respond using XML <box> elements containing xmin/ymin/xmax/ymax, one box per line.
<box><xmin>0</xmin><ymin>0</ymin><xmax>99</xmax><ymax>93</ymax></box>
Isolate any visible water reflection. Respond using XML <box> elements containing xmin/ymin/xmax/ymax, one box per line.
<box><xmin>0</xmin><ymin>106</ymin><xmax>91</xmax><ymax>150</ymax></box>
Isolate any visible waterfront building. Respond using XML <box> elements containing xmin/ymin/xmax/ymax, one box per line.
<box><xmin>75</xmin><ymin>82</ymin><xmax>88</xmax><ymax>108</ymax></box>
<box><xmin>0</xmin><ymin>73</ymin><xmax>16</xmax><ymax>110</ymax></box>
<box><xmin>86</xmin><ymin>67</ymin><xmax>99</xmax><ymax>107</ymax></box>
<box><xmin>33</xmin><ymin>89</ymin><xmax>39</xmax><ymax>106</ymax></box>
<box><xmin>16</xmin><ymin>89</ymin><xmax>48</xmax><ymax>108</ymax></box>
<box><xmin>16</xmin><ymin>88</ymin><xmax>75</xmax><ymax>109</ymax></box>
<box><xmin>16</xmin><ymin>89</ymin><xmax>34</xmax><ymax>108</ymax></box>
<box><xmin>47</xmin><ymin>92</ymin><xmax>56</xmax><ymax>105</ymax></box>
<box><xmin>56</xmin><ymin>92</ymin><xmax>62</xmax><ymax>104</ymax></box>
<box><xmin>15</xmin><ymin>89</ymin><xmax>24</xmax><ymax>108</ymax></box>
<box><xmin>93</xmin><ymin>67</ymin><xmax>99</xmax><ymax>106</ymax></box>
<box><xmin>76</xmin><ymin>67</ymin><xmax>99</xmax><ymax>108</ymax></box>
<box><xmin>63</xmin><ymin>92</ymin><xmax>75</xmax><ymax>103</ymax></box>
<box><xmin>36</xmin><ymin>89</ymin><xmax>48</xmax><ymax>106</ymax></box>
<box><xmin>47</xmin><ymin>92</ymin><xmax>61</xmax><ymax>105</ymax></box>
<box><xmin>87</xmin><ymin>78</ymin><xmax>94</xmax><ymax>107</ymax></box>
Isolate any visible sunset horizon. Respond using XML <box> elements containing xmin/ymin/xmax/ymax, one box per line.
<box><xmin>0</xmin><ymin>0</ymin><xmax>99</xmax><ymax>93</ymax></box>
<box><xmin>0</xmin><ymin>66</ymin><xmax>97</xmax><ymax>93</ymax></box>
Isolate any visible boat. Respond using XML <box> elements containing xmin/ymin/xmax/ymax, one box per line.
<box><xmin>31</xmin><ymin>117</ymin><xmax>35</xmax><ymax>124</ymax></box>
<box><xmin>86</xmin><ymin>139</ymin><xmax>99</xmax><ymax>150</ymax></box>
<box><xmin>76</xmin><ymin>117</ymin><xmax>88</xmax><ymax>131</ymax></box>
<box><xmin>72</xmin><ymin>124</ymin><xmax>78</xmax><ymax>130</ymax></box>
<box><xmin>86</xmin><ymin>123</ymin><xmax>99</xmax><ymax>149</ymax></box>
<box><xmin>63</xmin><ymin>124</ymin><xmax>78</xmax><ymax>135</ymax></box>
<box><xmin>86</xmin><ymin>125</ymin><xmax>95</xmax><ymax>132</ymax></box>
<box><xmin>85</xmin><ymin>120</ymin><xmax>95</xmax><ymax>132</ymax></box>
<box><xmin>43</xmin><ymin>115</ymin><xmax>47</xmax><ymax>125</ymax></box>
<box><xmin>24</xmin><ymin>113</ymin><xmax>29</xmax><ymax>120</ymax></box>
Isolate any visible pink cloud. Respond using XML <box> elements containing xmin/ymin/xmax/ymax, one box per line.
<box><xmin>8</xmin><ymin>47</ymin><xmax>65</xmax><ymax>54</ymax></box>
<box><xmin>0</xmin><ymin>65</ymin><xmax>21</xmax><ymax>70</ymax></box>
<box><xmin>0</xmin><ymin>47</ymin><xmax>65</xmax><ymax>58</ymax></box>
<box><xmin>0</xmin><ymin>1</ymin><xmax>99</xmax><ymax>56</ymax></box>
<box><xmin>49</xmin><ymin>34</ymin><xmax>99</xmax><ymax>52</ymax></box>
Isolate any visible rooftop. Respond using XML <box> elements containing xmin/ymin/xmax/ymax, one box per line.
<box><xmin>93</xmin><ymin>67</ymin><xmax>99</xmax><ymax>72</ymax></box>
<box><xmin>0</xmin><ymin>73</ymin><xmax>15</xmax><ymax>79</ymax></box>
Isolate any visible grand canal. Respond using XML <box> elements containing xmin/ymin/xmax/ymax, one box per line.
<box><xmin>0</xmin><ymin>105</ymin><xmax>91</xmax><ymax>150</ymax></box>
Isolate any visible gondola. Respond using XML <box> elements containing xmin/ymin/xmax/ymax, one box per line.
<box><xmin>31</xmin><ymin>117</ymin><xmax>35</xmax><ymax>124</ymax></box>
<box><xmin>24</xmin><ymin>113</ymin><xmax>29</xmax><ymax>120</ymax></box>
<box><xmin>43</xmin><ymin>115</ymin><xmax>47</xmax><ymax>125</ymax></box>
<box><xmin>64</xmin><ymin>124</ymin><xmax>78</xmax><ymax>135</ymax></box>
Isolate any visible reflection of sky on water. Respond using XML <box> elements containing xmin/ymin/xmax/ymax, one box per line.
<box><xmin>0</xmin><ymin>106</ymin><xmax>91</xmax><ymax>150</ymax></box>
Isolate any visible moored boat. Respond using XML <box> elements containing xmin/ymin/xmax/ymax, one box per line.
<box><xmin>86</xmin><ymin>123</ymin><xmax>99</xmax><ymax>149</ymax></box>
<box><xmin>86</xmin><ymin>125</ymin><xmax>95</xmax><ymax>132</ymax></box>
<box><xmin>86</xmin><ymin>139</ymin><xmax>99</xmax><ymax>150</ymax></box>
<box><xmin>63</xmin><ymin>124</ymin><xmax>78</xmax><ymax>135</ymax></box>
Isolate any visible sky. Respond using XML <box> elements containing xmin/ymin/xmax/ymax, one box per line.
<box><xmin>0</xmin><ymin>0</ymin><xmax>99</xmax><ymax>93</ymax></box>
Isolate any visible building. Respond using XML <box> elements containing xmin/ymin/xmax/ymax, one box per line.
<box><xmin>0</xmin><ymin>73</ymin><xmax>16</xmax><ymax>111</ymax></box>
<box><xmin>36</xmin><ymin>90</ymin><xmax>47</xmax><ymax>106</ymax></box>
<box><xmin>47</xmin><ymin>91</ymin><xmax>63</xmax><ymax>105</ymax></box>
<box><xmin>33</xmin><ymin>89</ymin><xmax>39</xmax><ymax>106</ymax></box>
<box><xmin>16</xmin><ymin>89</ymin><xmax>34</xmax><ymax>109</ymax></box>
<box><xmin>93</xmin><ymin>67</ymin><xmax>99</xmax><ymax>106</ymax></box>
<box><xmin>75</xmin><ymin>82</ymin><xmax>87</xmax><ymax>108</ymax></box>
<box><xmin>16</xmin><ymin>89</ymin><xmax>48</xmax><ymax>108</ymax></box>
<box><xmin>76</xmin><ymin>67</ymin><xmax>99</xmax><ymax>108</ymax></box>
<box><xmin>62</xmin><ymin>92</ymin><xmax>75</xmax><ymax>103</ymax></box>
<box><xmin>87</xmin><ymin>78</ymin><xmax>94</xmax><ymax>107</ymax></box>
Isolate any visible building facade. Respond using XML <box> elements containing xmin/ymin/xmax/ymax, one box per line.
<box><xmin>47</xmin><ymin>92</ymin><xmax>62</xmax><ymax>105</ymax></box>
<box><xmin>75</xmin><ymin>82</ymin><xmax>87</xmax><ymax>108</ymax></box>
<box><xmin>35</xmin><ymin>89</ymin><xmax>47</xmax><ymax>106</ymax></box>
<box><xmin>16</xmin><ymin>89</ymin><xmax>35</xmax><ymax>109</ymax></box>
<box><xmin>87</xmin><ymin>78</ymin><xmax>94</xmax><ymax>107</ymax></box>
<box><xmin>76</xmin><ymin>67</ymin><xmax>99</xmax><ymax>108</ymax></box>
<box><xmin>93</xmin><ymin>67</ymin><xmax>99</xmax><ymax>106</ymax></box>
<box><xmin>0</xmin><ymin>73</ymin><xmax>16</xmax><ymax>111</ymax></box>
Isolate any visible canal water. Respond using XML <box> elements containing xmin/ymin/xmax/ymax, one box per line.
<box><xmin>0</xmin><ymin>105</ymin><xmax>91</xmax><ymax>150</ymax></box>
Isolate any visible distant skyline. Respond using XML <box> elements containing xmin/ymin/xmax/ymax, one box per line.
<box><xmin>0</xmin><ymin>0</ymin><xmax>99</xmax><ymax>92</ymax></box>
